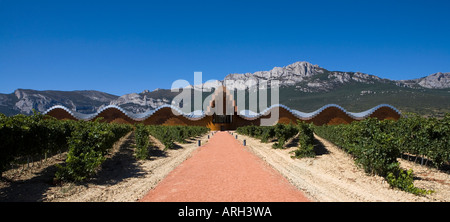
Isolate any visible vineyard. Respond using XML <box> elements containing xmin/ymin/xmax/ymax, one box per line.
<box><xmin>0</xmin><ymin>112</ymin><xmax>209</xmax><ymax>183</ymax></box>
<box><xmin>1</xmin><ymin>110</ymin><xmax>449</xmax><ymax>199</ymax></box>
<box><xmin>314</xmin><ymin>114</ymin><xmax>449</xmax><ymax>195</ymax></box>
<box><xmin>236</xmin><ymin>123</ymin><xmax>299</xmax><ymax>148</ymax></box>
<box><xmin>236</xmin><ymin>121</ymin><xmax>316</xmax><ymax>157</ymax></box>
<box><xmin>54</xmin><ymin>120</ymin><xmax>132</xmax><ymax>182</ymax></box>
<box><xmin>146</xmin><ymin>125</ymin><xmax>209</xmax><ymax>149</ymax></box>
<box><xmin>237</xmin><ymin>114</ymin><xmax>450</xmax><ymax>195</ymax></box>
<box><xmin>134</xmin><ymin>124</ymin><xmax>209</xmax><ymax>159</ymax></box>
<box><xmin>0</xmin><ymin>112</ymin><xmax>77</xmax><ymax>178</ymax></box>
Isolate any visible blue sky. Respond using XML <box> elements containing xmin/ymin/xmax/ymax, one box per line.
<box><xmin>1</xmin><ymin>0</ymin><xmax>449</xmax><ymax>96</ymax></box>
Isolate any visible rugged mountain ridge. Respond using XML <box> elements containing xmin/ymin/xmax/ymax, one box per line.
<box><xmin>223</xmin><ymin>61</ymin><xmax>325</xmax><ymax>90</ymax></box>
<box><xmin>108</xmin><ymin>88</ymin><xmax>177</xmax><ymax>113</ymax></box>
<box><xmin>0</xmin><ymin>61</ymin><xmax>448</xmax><ymax>116</ymax></box>
<box><xmin>0</xmin><ymin>89</ymin><xmax>118</xmax><ymax>115</ymax></box>
<box><xmin>189</xmin><ymin>61</ymin><xmax>448</xmax><ymax>92</ymax></box>
<box><xmin>222</xmin><ymin>61</ymin><xmax>449</xmax><ymax>91</ymax></box>
<box><xmin>397</xmin><ymin>72</ymin><xmax>450</xmax><ymax>89</ymax></box>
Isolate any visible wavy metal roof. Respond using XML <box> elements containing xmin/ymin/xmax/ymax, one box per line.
<box><xmin>238</xmin><ymin>104</ymin><xmax>401</xmax><ymax>120</ymax></box>
<box><xmin>43</xmin><ymin>103</ymin><xmax>401</xmax><ymax>122</ymax></box>
<box><xmin>43</xmin><ymin>104</ymin><xmax>207</xmax><ymax>121</ymax></box>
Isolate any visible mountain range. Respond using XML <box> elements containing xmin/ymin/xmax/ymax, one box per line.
<box><xmin>1</xmin><ymin>61</ymin><xmax>449</xmax><ymax>117</ymax></box>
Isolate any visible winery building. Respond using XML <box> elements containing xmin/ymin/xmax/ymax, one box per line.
<box><xmin>43</xmin><ymin>86</ymin><xmax>402</xmax><ymax>130</ymax></box>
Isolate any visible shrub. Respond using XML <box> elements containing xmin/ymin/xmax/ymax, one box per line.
<box><xmin>386</xmin><ymin>169</ymin><xmax>433</xmax><ymax>195</ymax></box>
<box><xmin>134</xmin><ymin>124</ymin><xmax>150</xmax><ymax>160</ymax></box>
<box><xmin>272</xmin><ymin>123</ymin><xmax>298</xmax><ymax>148</ymax></box>
<box><xmin>294</xmin><ymin>121</ymin><xmax>316</xmax><ymax>158</ymax></box>
<box><xmin>55</xmin><ymin>121</ymin><xmax>132</xmax><ymax>182</ymax></box>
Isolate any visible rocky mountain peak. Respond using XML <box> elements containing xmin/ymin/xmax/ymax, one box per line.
<box><xmin>283</xmin><ymin>61</ymin><xmax>322</xmax><ymax>76</ymax></box>
<box><xmin>417</xmin><ymin>72</ymin><xmax>450</xmax><ymax>89</ymax></box>
<box><xmin>222</xmin><ymin>61</ymin><xmax>325</xmax><ymax>90</ymax></box>
<box><xmin>14</xmin><ymin>89</ymin><xmax>25</xmax><ymax>100</ymax></box>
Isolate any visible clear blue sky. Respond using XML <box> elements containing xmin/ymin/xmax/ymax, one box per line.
<box><xmin>1</xmin><ymin>0</ymin><xmax>449</xmax><ymax>96</ymax></box>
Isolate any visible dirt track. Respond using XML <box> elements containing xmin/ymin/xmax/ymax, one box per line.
<box><xmin>139</xmin><ymin>131</ymin><xmax>309</xmax><ymax>202</ymax></box>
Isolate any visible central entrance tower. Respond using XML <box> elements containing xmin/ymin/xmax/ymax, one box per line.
<box><xmin>206</xmin><ymin>86</ymin><xmax>237</xmax><ymax>131</ymax></box>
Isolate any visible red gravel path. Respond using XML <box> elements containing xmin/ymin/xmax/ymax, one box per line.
<box><xmin>139</xmin><ymin>131</ymin><xmax>310</xmax><ymax>202</ymax></box>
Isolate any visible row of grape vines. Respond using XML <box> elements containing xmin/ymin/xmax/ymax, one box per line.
<box><xmin>236</xmin><ymin>121</ymin><xmax>316</xmax><ymax>158</ymax></box>
<box><xmin>236</xmin><ymin>123</ymin><xmax>298</xmax><ymax>148</ymax></box>
<box><xmin>54</xmin><ymin>120</ymin><xmax>132</xmax><ymax>182</ymax></box>
<box><xmin>134</xmin><ymin>124</ymin><xmax>209</xmax><ymax>159</ymax></box>
<box><xmin>313</xmin><ymin>114</ymin><xmax>449</xmax><ymax>195</ymax></box>
<box><xmin>0</xmin><ymin>112</ymin><xmax>133</xmax><ymax>181</ymax></box>
<box><xmin>1</xmin><ymin>113</ymin><xmax>74</xmax><ymax>178</ymax></box>
<box><xmin>1</xmin><ymin>112</ymin><xmax>209</xmax><ymax>182</ymax></box>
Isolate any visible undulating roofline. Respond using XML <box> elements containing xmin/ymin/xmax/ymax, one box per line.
<box><xmin>43</xmin><ymin>103</ymin><xmax>401</xmax><ymax>122</ymax></box>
